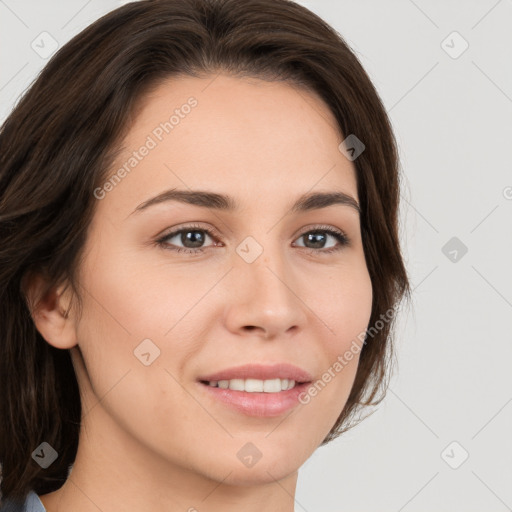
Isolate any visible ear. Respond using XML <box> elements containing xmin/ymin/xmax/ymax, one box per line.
<box><xmin>22</xmin><ymin>271</ymin><xmax>78</xmax><ymax>350</ymax></box>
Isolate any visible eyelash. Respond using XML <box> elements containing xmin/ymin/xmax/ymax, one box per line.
<box><xmin>155</xmin><ymin>223</ymin><xmax>350</xmax><ymax>256</ymax></box>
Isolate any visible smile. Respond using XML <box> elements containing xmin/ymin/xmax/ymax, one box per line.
<box><xmin>197</xmin><ymin>363</ymin><xmax>313</xmax><ymax>417</ymax></box>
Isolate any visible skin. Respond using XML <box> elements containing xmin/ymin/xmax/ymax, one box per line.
<box><xmin>29</xmin><ymin>73</ymin><xmax>373</xmax><ymax>512</ymax></box>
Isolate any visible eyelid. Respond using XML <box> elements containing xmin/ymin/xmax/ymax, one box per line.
<box><xmin>294</xmin><ymin>223</ymin><xmax>348</xmax><ymax>239</ymax></box>
<box><xmin>157</xmin><ymin>222</ymin><xmax>224</xmax><ymax>242</ymax></box>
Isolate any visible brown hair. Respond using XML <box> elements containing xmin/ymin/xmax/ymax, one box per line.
<box><xmin>0</xmin><ymin>0</ymin><xmax>410</xmax><ymax>502</ymax></box>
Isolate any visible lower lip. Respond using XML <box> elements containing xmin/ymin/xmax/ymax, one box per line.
<box><xmin>198</xmin><ymin>381</ymin><xmax>311</xmax><ymax>417</ymax></box>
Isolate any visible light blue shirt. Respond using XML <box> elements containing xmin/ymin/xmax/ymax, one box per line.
<box><xmin>0</xmin><ymin>491</ymin><xmax>46</xmax><ymax>512</ymax></box>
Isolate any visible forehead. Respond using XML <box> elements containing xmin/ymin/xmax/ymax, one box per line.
<box><xmin>97</xmin><ymin>73</ymin><xmax>358</xmax><ymax>217</ymax></box>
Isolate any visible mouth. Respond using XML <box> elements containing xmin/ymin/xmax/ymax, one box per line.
<box><xmin>196</xmin><ymin>363</ymin><xmax>313</xmax><ymax>417</ymax></box>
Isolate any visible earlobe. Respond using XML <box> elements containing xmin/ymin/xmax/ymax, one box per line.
<box><xmin>22</xmin><ymin>271</ymin><xmax>78</xmax><ymax>350</ymax></box>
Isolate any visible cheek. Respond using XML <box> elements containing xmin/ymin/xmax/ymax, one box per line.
<box><xmin>72</xmin><ymin>285</ymin><xmax>194</xmax><ymax>439</ymax></box>
<box><xmin>73</xmin><ymin>246</ymin><xmax>207</xmax><ymax>415</ymax></box>
<box><xmin>312</xmin><ymin>258</ymin><xmax>373</xmax><ymax>352</ymax></box>
<box><xmin>77</xmin><ymin>242</ymin><xmax>182</xmax><ymax>342</ymax></box>
<box><xmin>305</xmin><ymin>261</ymin><xmax>372</xmax><ymax>414</ymax></box>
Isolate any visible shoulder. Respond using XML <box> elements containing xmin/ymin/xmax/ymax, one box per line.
<box><xmin>0</xmin><ymin>491</ymin><xmax>46</xmax><ymax>512</ymax></box>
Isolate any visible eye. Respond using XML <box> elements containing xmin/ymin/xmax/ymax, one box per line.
<box><xmin>293</xmin><ymin>225</ymin><xmax>350</xmax><ymax>254</ymax></box>
<box><xmin>155</xmin><ymin>223</ymin><xmax>220</xmax><ymax>254</ymax></box>
<box><xmin>155</xmin><ymin>223</ymin><xmax>350</xmax><ymax>255</ymax></box>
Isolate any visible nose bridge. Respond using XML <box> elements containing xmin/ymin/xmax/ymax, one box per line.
<box><xmin>236</xmin><ymin>232</ymin><xmax>291</xmax><ymax>298</ymax></box>
<box><xmin>256</xmin><ymin>258</ymin><xmax>291</xmax><ymax>306</ymax></box>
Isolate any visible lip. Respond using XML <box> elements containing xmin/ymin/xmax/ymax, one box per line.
<box><xmin>197</xmin><ymin>363</ymin><xmax>314</xmax><ymax>417</ymax></box>
<box><xmin>198</xmin><ymin>381</ymin><xmax>312</xmax><ymax>417</ymax></box>
<box><xmin>198</xmin><ymin>363</ymin><xmax>314</xmax><ymax>383</ymax></box>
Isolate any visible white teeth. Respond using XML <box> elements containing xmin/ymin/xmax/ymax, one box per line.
<box><xmin>245</xmin><ymin>378</ymin><xmax>263</xmax><ymax>392</ymax></box>
<box><xmin>263</xmin><ymin>378</ymin><xmax>280</xmax><ymax>392</ymax></box>
<box><xmin>228</xmin><ymin>379</ymin><xmax>245</xmax><ymax>391</ymax></box>
<box><xmin>206</xmin><ymin>378</ymin><xmax>297</xmax><ymax>392</ymax></box>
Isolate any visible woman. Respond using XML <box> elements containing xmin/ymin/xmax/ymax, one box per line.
<box><xmin>0</xmin><ymin>0</ymin><xmax>410</xmax><ymax>510</ymax></box>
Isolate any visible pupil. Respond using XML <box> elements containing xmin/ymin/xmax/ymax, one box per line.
<box><xmin>183</xmin><ymin>230</ymin><xmax>204</xmax><ymax>248</ymax></box>
<box><xmin>307</xmin><ymin>232</ymin><xmax>325</xmax><ymax>248</ymax></box>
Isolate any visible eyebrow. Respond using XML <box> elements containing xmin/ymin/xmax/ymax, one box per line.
<box><xmin>129</xmin><ymin>188</ymin><xmax>360</xmax><ymax>216</ymax></box>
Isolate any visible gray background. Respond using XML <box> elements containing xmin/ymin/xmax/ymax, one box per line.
<box><xmin>1</xmin><ymin>1</ymin><xmax>511</xmax><ymax>511</ymax></box>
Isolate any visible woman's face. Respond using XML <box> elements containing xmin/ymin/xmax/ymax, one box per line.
<box><xmin>65</xmin><ymin>73</ymin><xmax>372</xmax><ymax>486</ymax></box>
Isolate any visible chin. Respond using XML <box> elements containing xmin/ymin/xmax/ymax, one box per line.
<box><xmin>221</xmin><ymin>462</ymin><xmax>300</xmax><ymax>486</ymax></box>
<box><xmin>191</xmin><ymin>445</ymin><xmax>304</xmax><ymax>486</ymax></box>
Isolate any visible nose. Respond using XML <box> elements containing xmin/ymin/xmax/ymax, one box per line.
<box><xmin>223</xmin><ymin>245</ymin><xmax>308</xmax><ymax>340</ymax></box>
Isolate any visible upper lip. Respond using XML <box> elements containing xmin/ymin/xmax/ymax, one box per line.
<box><xmin>199</xmin><ymin>363</ymin><xmax>313</xmax><ymax>383</ymax></box>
